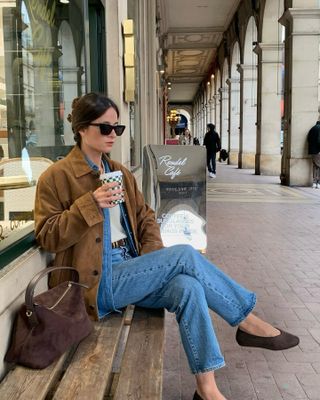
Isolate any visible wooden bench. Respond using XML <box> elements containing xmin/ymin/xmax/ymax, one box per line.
<box><xmin>0</xmin><ymin>305</ymin><xmax>164</xmax><ymax>400</ymax></box>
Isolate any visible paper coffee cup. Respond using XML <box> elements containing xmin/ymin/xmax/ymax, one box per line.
<box><xmin>99</xmin><ymin>171</ymin><xmax>125</xmax><ymax>205</ymax></box>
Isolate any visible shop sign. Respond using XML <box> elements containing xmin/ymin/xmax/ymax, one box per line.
<box><xmin>143</xmin><ymin>145</ymin><xmax>207</xmax><ymax>251</ymax></box>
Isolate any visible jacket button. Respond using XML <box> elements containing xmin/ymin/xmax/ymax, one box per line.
<box><xmin>92</xmin><ymin>269</ymin><xmax>99</xmax><ymax>276</ymax></box>
<box><xmin>95</xmin><ymin>237</ymin><xmax>102</xmax><ymax>243</ymax></box>
<box><xmin>89</xmin><ymin>305</ymin><xmax>95</xmax><ymax>310</ymax></box>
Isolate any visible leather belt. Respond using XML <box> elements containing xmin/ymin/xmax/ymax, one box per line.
<box><xmin>111</xmin><ymin>238</ymin><xmax>127</xmax><ymax>249</ymax></box>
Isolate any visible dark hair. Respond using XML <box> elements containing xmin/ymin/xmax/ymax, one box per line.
<box><xmin>67</xmin><ymin>93</ymin><xmax>120</xmax><ymax>144</ymax></box>
<box><xmin>207</xmin><ymin>123</ymin><xmax>215</xmax><ymax>133</ymax></box>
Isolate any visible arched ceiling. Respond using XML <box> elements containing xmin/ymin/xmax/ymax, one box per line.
<box><xmin>157</xmin><ymin>0</ymin><xmax>241</xmax><ymax>104</ymax></box>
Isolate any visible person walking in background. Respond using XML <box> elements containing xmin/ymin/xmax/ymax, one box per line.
<box><xmin>307</xmin><ymin>120</ymin><xmax>320</xmax><ymax>188</ymax></box>
<box><xmin>179</xmin><ymin>132</ymin><xmax>187</xmax><ymax>145</ymax></box>
<box><xmin>203</xmin><ymin>123</ymin><xmax>221</xmax><ymax>178</ymax></box>
<box><xmin>26</xmin><ymin>120</ymin><xmax>38</xmax><ymax>149</ymax></box>
<box><xmin>185</xmin><ymin>129</ymin><xmax>192</xmax><ymax>145</ymax></box>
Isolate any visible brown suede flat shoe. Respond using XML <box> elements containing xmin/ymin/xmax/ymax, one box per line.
<box><xmin>236</xmin><ymin>328</ymin><xmax>299</xmax><ymax>350</ymax></box>
<box><xmin>193</xmin><ymin>391</ymin><xmax>203</xmax><ymax>400</ymax></box>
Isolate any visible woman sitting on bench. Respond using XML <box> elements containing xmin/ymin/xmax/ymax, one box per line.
<box><xmin>34</xmin><ymin>93</ymin><xmax>299</xmax><ymax>400</ymax></box>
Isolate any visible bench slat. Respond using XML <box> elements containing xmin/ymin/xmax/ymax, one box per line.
<box><xmin>52</xmin><ymin>313</ymin><xmax>124</xmax><ymax>400</ymax></box>
<box><xmin>0</xmin><ymin>307</ymin><xmax>165</xmax><ymax>400</ymax></box>
<box><xmin>0</xmin><ymin>351</ymin><xmax>69</xmax><ymax>400</ymax></box>
<box><xmin>114</xmin><ymin>307</ymin><xmax>164</xmax><ymax>400</ymax></box>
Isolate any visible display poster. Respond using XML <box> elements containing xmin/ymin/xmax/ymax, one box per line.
<box><xmin>165</xmin><ymin>139</ymin><xmax>179</xmax><ymax>145</ymax></box>
<box><xmin>143</xmin><ymin>145</ymin><xmax>207</xmax><ymax>251</ymax></box>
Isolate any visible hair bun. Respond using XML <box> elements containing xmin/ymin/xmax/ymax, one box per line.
<box><xmin>71</xmin><ymin>97</ymin><xmax>80</xmax><ymax>109</ymax></box>
<box><xmin>67</xmin><ymin>96</ymin><xmax>81</xmax><ymax>124</ymax></box>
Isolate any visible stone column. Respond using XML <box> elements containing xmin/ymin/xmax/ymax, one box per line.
<box><xmin>191</xmin><ymin>110</ymin><xmax>195</xmax><ymax>139</ymax></box>
<box><xmin>193</xmin><ymin>103</ymin><xmax>198</xmax><ymax>137</ymax></box>
<box><xmin>190</xmin><ymin>116</ymin><xmax>194</xmax><ymax>140</ymax></box>
<box><xmin>237</xmin><ymin>63</ymin><xmax>257</xmax><ymax>169</ymax></box>
<box><xmin>209</xmin><ymin>98</ymin><xmax>215</xmax><ymax>124</ymax></box>
<box><xmin>215</xmin><ymin>92</ymin><xmax>221</xmax><ymax>139</ymax></box>
<box><xmin>196</xmin><ymin>110</ymin><xmax>201</xmax><ymax>138</ymax></box>
<box><xmin>254</xmin><ymin>43</ymin><xmax>283</xmax><ymax>176</ymax></box>
<box><xmin>213</xmin><ymin>94</ymin><xmax>219</xmax><ymax>129</ymax></box>
<box><xmin>204</xmin><ymin>103</ymin><xmax>208</xmax><ymax>129</ymax></box>
<box><xmin>226</xmin><ymin>78</ymin><xmax>240</xmax><ymax>165</ymax></box>
<box><xmin>206</xmin><ymin>103</ymin><xmax>210</xmax><ymax>124</ymax></box>
<box><xmin>279</xmin><ymin>8</ymin><xmax>320</xmax><ymax>185</ymax></box>
<box><xmin>200</xmin><ymin>106</ymin><xmax>205</xmax><ymax>142</ymax></box>
<box><xmin>220</xmin><ymin>87</ymin><xmax>229</xmax><ymax>150</ymax></box>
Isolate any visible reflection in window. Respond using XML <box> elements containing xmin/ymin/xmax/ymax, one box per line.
<box><xmin>0</xmin><ymin>0</ymin><xmax>87</xmax><ymax>260</ymax></box>
<box><xmin>58</xmin><ymin>21</ymin><xmax>78</xmax><ymax>146</ymax></box>
<box><xmin>128</xmin><ymin>0</ymin><xmax>141</xmax><ymax>169</ymax></box>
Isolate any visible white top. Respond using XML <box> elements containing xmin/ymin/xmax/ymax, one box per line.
<box><xmin>109</xmin><ymin>205</ymin><xmax>127</xmax><ymax>242</ymax></box>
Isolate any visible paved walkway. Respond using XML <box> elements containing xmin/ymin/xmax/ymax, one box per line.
<box><xmin>163</xmin><ymin>162</ymin><xmax>320</xmax><ymax>400</ymax></box>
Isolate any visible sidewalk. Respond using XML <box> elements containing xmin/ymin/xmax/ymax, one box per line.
<box><xmin>163</xmin><ymin>162</ymin><xmax>320</xmax><ymax>400</ymax></box>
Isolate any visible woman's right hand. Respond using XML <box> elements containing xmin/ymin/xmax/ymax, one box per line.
<box><xmin>93</xmin><ymin>182</ymin><xmax>124</xmax><ymax>208</ymax></box>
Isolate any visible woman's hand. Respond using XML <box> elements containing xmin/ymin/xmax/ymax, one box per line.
<box><xmin>93</xmin><ymin>182</ymin><xmax>124</xmax><ymax>208</ymax></box>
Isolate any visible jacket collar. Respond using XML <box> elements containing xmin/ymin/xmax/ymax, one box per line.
<box><xmin>68</xmin><ymin>145</ymin><xmax>114</xmax><ymax>178</ymax></box>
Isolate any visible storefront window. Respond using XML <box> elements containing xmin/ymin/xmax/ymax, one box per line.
<box><xmin>128</xmin><ymin>0</ymin><xmax>141</xmax><ymax>170</ymax></box>
<box><xmin>0</xmin><ymin>0</ymin><xmax>89</xmax><ymax>266</ymax></box>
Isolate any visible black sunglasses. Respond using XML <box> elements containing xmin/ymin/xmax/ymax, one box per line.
<box><xmin>89</xmin><ymin>123</ymin><xmax>126</xmax><ymax>136</ymax></box>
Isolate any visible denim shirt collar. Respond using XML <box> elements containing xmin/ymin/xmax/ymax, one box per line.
<box><xmin>85</xmin><ymin>155</ymin><xmax>100</xmax><ymax>172</ymax></box>
<box><xmin>85</xmin><ymin>155</ymin><xmax>111</xmax><ymax>174</ymax></box>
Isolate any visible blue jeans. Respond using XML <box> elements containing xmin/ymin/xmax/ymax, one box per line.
<box><xmin>106</xmin><ymin>244</ymin><xmax>256</xmax><ymax>374</ymax></box>
<box><xmin>207</xmin><ymin>151</ymin><xmax>217</xmax><ymax>174</ymax></box>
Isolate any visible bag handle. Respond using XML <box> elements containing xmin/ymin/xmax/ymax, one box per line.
<box><xmin>25</xmin><ymin>267</ymin><xmax>88</xmax><ymax>327</ymax></box>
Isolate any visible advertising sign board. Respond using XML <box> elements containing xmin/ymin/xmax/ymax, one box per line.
<box><xmin>143</xmin><ymin>145</ymin><xmax>207</xmax><ymax>251</ymax></box>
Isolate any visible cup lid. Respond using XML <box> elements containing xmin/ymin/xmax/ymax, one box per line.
<box><xmin>100</xmin><ymin>170</ymin><xmax>123</xmax><ymax>179</ymax></box>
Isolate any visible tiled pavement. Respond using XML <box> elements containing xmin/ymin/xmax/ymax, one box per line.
<box><xmin>162</xmin><ymin>163</ymin><xmax>320</xmax><ymax>400</ymax></box>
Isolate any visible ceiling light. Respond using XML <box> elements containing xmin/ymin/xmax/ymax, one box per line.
<box><xmin>167</xmin><ymin>82</ymin><xmax>171</xmax><ymax>86</ymax></box>
<box><xmin>60</xmin><ymin>0</ymin><xmax>70</xmax><ymax>4</ymax></box>
<box><xmin>211</xmin><ymin>74</ymin><xmax>214</xmax><ymax>79</ymax></box>
<box><xmin>166</xmin><ymin>109</ymin><xmax>181</xmax><ymax>126</ymax></box>
<box><xmin>207</xmin><ymin>82</ymin><xmax>210</xmax><ymax>86</ymax></box>
<box><xmin>158</xmin><ymin>64</ymin><xmax>165</xmax><ymax>74</ymax></box>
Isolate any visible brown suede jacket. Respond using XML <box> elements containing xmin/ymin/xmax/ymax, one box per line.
<box><xmin>34</xmin><ymin>145</ymin><xmax>163</xmax><ymax>320</ymax></box>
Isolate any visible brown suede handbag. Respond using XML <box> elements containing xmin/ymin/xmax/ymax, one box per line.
<box><xmin>5</xmin><ymin>266</ymin><xmax>93</xmax><ymax>369</ymax></box>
